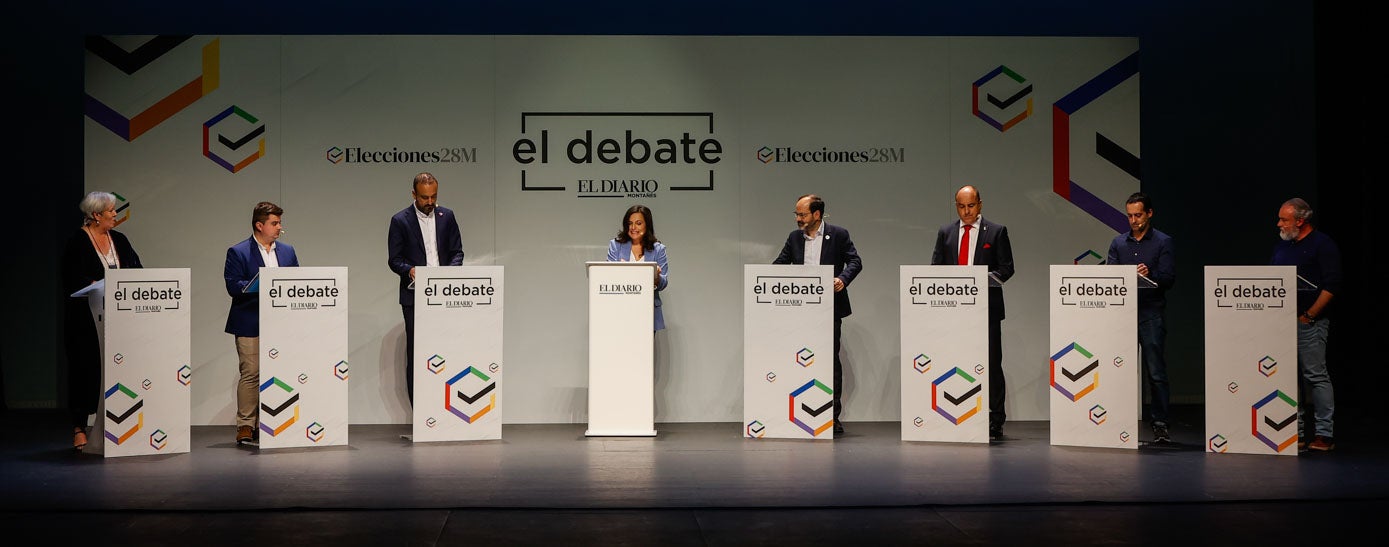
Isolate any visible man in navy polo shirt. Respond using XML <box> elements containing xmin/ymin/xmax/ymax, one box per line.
<box><xmin>1272</xmin><ymin>198</ymin><xmax>1342</xmax><ymax>452</ymax></box>
<box><xmin>1107</xmin><ymin>192</ymin><xmax>1176</xmax><ymax>444</ymax></box>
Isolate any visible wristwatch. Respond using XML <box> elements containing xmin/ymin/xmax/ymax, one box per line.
<box><xmin>1301</xmin><ymin>312</ymin><xmax>1315</xmax><ymax>321</ymax></box>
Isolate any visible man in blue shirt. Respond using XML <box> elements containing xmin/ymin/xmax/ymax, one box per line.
<box><xmin>1106</xmin><ymin>193</ymin><xmax>1176</xmax><ymax>443</ymax></box>
<box><xmin>1272</xmin><ymin>198</ymin><xmax>1341</xmax><ymax>452</ymax></box>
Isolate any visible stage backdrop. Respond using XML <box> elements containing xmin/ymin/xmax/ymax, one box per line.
<box><xmin>84</xmin><ymin>35</ymin><xmax>1138</xmax><ymax>425</ymax></box>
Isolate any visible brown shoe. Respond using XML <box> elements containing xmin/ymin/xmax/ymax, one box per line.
<box><xmin>73</xmin><ymin>428</ymin><xmax>88</xmax><ymax>451</ymax></box>
<box><xmin>236</xmin><ymin>425</ymin><xmax>254</xmax><ymax>445</ymax></box>
<box><xmin>1308</xmin><ymin>436</ymin><xmax>1335</xmax><ymax>451</ymax></box>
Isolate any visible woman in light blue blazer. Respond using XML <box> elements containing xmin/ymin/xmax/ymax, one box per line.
<box><xmin>606</xmin><ymin>204</ymin><xmax>669</xmax><ymax>331</ymax></box>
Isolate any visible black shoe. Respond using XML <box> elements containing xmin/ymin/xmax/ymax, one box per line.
<box><xmin>1152</xmin><ymin>422</ymin><xmax>1171</xmax><ymax>443</ymax></box>
<box><xmin>989</xmin><ymin>426</ymin><xmax>1003</xmax><ymax>441</ymax></box>
<box><xmin>833</xmin><ymin>423</ymin><xmax>845</xmax><ymax>436</ymax></box>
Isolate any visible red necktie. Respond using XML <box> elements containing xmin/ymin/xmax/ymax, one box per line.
<box><xmin>958</xmin><ymin>225</ymin><xmax>971</xmax><ymax>265</ymax></box>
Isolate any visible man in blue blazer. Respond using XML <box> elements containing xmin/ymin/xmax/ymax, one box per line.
<box><xmin>774</xmin><ymin>194</ymin><xmax>863</xmax><ymax>435</ymax></box>
<box><xmin>224</xmin><ymin>201</ymin><xmax>300</xmax><ymax>445</ymax></box>
<box><xmin>931</xmin><ymin>185</ymin><xmax>1015</xmax><ymax>440</ymax></box>
<box><xmin>387</xmin><ymin>172</ymin><xmax>465</xmax><ymax>406</ymax></box>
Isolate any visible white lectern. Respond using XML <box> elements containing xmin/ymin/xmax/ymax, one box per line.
<box><xmin>258</xmin><ymin>267</ymin><xmax>349</xmax><ymax>449</ymax></box>
<box><xmin>1203</xmin><ymin>266</ymin><xmax>1297</xmax><ymax>455</ymax></box>
<box><xmin>1048</xmin><ymin>265</ymin><xmax>1137</xmax><ymax>449</ymax></box>
<box><xmin>743</xmin><ymin>264</ymin><xmax>833</xmax><ymax>440</ymax></box>
<box><xmin>900</xmin><ymin>265</ymin><xmax>989</xmax><ymax>443</ymax></box>
<box><xmin>585</xmin><ymin>261</ymin><xmax>659</xmax><ymax>436</ymax></box>
<box><xmin>101</xmin><ymin>268</ymin><xmax>192</xmax><ymax>457</ymax></box>
<box><xmin>413</xmin><ymin>266</ymin><xmax>505</xmax><ymax>442</ymax></box>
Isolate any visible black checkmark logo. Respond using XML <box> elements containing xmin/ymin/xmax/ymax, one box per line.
<box><xmin>219</xmin><ymin>125</ymin><xmax>266</xmax><ymax>151</ymax></box>
<box><xmin>1062</xmin><ymin>360</ymin><xmax>1099</xmax><ymax>382</ymax></box>
<box><xmin>106</xmin><ymin>399</ymin><xmax>144</xmax><ymax>423</ymax></box>
<box><xmin>802</xmin><ymin>400</ymin><xmax>832</xmax><ymax>417</ymax></box>
<box><xmin>456</xmin><ymin>383</ymin><xmax>496</xmax><ymax>404</ymax></box>
<box><xmin>261</xmin><ymin>393</ymin><xmax>300</xmax><ymax>416</ymax></box>
<box><xmin>1264</xmin><ymin>413</ymin><xmax>1297</xmax><ymax>431</ymax></box>
<box><xmin>1092</xmin><ymin>408</ymin><xmax>1108</xmax><ymax>418</ymax></box>
<box><xmin>86</xmin><ymin>35</ymin><xmax>191</xmax><ymax>75</ymax></box>
<box><xmin>943</xmin><ymin>384</ymin><xmax>982</xmax><ymax>406</ymax></box>
<box><xmin>987</xmin><ymin>84</ymin><xmax>1033</xmax><ymax>109</ymax></box>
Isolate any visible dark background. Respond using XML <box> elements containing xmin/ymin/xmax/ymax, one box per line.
<box><xmin>0</xmin><ymin>1</ymin><xmax>1374</xmax><ymax>438</ymax></box>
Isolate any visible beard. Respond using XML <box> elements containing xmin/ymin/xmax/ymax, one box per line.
<box><xmin>1278</xmin><ymin>228</ymin><xmax>1297</xmax><ymax>241</ymax></box>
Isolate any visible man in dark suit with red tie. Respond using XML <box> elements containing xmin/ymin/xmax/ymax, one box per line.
<box><xmin>774</xmin><ymin>194</ymin><xmax>863</xmax><ymax>436</ymax></box>
<box><xmin>387</xmin><ymin>172</ymin><xmax>465</xmax><ymax>407</ymax></box>
<box><xmin>931</xmin><ymin>185</ymin><xmax>1015</xmax><ymax>440</ymax></box>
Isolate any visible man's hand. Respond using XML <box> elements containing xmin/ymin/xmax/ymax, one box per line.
<box><xmin>409</xmin><ymin>267</ymin><xmax>416</xmax><ymax>280</ymax></box>
<box><xmin>833</xmin><ymin>278</ymin><xmax>845</xmax><ymax>292</ymax></box>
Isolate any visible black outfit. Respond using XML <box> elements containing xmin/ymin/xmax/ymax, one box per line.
<box><xmin>61</xmin><ymin>228</ymin><xmax>142</xmax><ymax>428</ymax></box>
<box><xmin>773</xmin><ymin>223</ymin><xmax>863</xmax><ymax>432</ymax></box>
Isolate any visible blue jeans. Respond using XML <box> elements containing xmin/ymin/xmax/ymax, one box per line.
<box><xmin>1297</xmin><ymin>318</ymin><xmax>1334</xmax><ymax>438</ymax></box>
<box><xmin>1137</xmin><ymin>312</ymin><xmax>1170</xmax><ymax>425</ymax></box>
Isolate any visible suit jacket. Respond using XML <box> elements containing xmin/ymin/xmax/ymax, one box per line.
<box><xmin>387</xmin><ymin>205</ymin><xmax>465</xmax><ymax>306</ymax></box>
<box><xmin>224</xmin><ymin>236</ymin><xmax>300</xmax><ymax>337</ymax></box>
<box><xmin>931</xmin><ymin>217</ymin><xmax>1014</xmax><ymax>320</ymax></box>
<box><xmin>606</xmin><ymin>239</ymin><xmax>670</xmax><ymax>331</ymax></box>
<box><xmin>773</xmin><ymin>223</ymin><xmax>863</xmax><ymax>319</ymax></box>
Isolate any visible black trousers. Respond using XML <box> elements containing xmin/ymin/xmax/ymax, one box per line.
<box><xmin>402</xmin><ymin>304</ymin><xmax>415</xmax><ymax>406</ymax></box>
<box><xmin>989</xmin><ymin>318</ymin><xmax>1006</xmax><ymax>428</ymax></box>
<box><xmin>833</xmin><ymin>317</ymin><xmax>843</xmax><ymax>425</ymax></box>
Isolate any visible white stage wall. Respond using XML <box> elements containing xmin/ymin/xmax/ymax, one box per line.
<box><xmin>84</xmin><ymin>35</ymin><xmax>1139</xmax><ymax>424</ymax></box>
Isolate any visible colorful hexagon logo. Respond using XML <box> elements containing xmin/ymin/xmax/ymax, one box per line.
<box><xmin>103</xmin><ymin>382</ymin><xmax>143</xmax><ymax>445</ymax></box>
<box><xmin>326</xmin><ymin>146</ymin><xmax>345</xmax><ymax>164</ymax></box>
<box><xmin>297</xmin><ymin>373</ymin><xmax>308</xmax><ymax>384</ymax></box>
<box><xmin>425</xmin><ymin>417</ymin><xmax>437</xmax><ymax>428</ymax></box>
<box><xmin>912</xmin><ymin>354</ymin><xmax>931</xmax><ymax>374</ymax></box>
<box><xmin>931</xmin><ymin>367</ymin><xmax>982</xmax><ymax>425</ymax></box>
<box><xmin>972</xmin><ymin>65</ymin><xmax>1033</xmax><ymax>132</ymax></box>
<box><xmin>789</xmin><ymin>379</ymin><xmax>834</xmax><ymax>437</ymax></box>
<box><xmin>113</xmin><ymin>353</ymin><xmax>124</xmax><ymax>365</ymax></box>
<box><xmin>1073</xmin><ymin>249</ymin><xmax>1105</xmax><ymax>265</ymax></box>
<box><xmin>1257</xmin><ymin>356</ymin><xmax>1277</xmax><ymax>378</ymax></box>
<box><xmin>912</xmin><ymin>417</ymin><xmax>924</xmax><ymax>428</ymax></box>
<box><xmin>1050</xmin><ymin>342</ymin><xmax>1099</xmax><ymax>402</ymax></box>
<box><xmin>445</xmin><ymin>366</ymin><xmax>495</xmax><ymax>424</ymax></box>
<box><xmin>427</xmin><ymin>354</ymin><xmax>446</xmax><ymax>375</ymax></box>
<box><xmin>1119</xmin><ymin>431</ymin><xmax>1131</xmax><ymax>443</ymax></box>
<box><xmin>1112</xmin><ymin>356</ymin><xmax>1124</xmax><ymax>367</ymax></box>
<box><xmin>796</xmin><ymin>348</ymin><xmax>815</xmax><ymax>367</ymax></box>
<box><xmin>268</xmin><ymin>348</ymin><xmax>279</xmax><ymax>359</ymax></box>
<box><xmin>305</xmin><ymin>422</ymin><xmax>325</xmax><ymax>443</ymax></box>
<box><xmin>756</xmin><ymin>146</ymin><xmax>774</xmax><ymax>164</ymax></box>
<box><xmin>1208</xmin><ymin>434</ymin><xmax>1230</xmax><ymax>453</ymax></box>
<box><xmin>488</xmin><ymin>362</ymin><xmax>500</xmax><ymax>373</ymax></box>
<box><xmin>745</xmin><ymin>420</ymin><xmax>766</xmax><ymax>438</ymax></box>
<box><xmin>334</xmin><ymin>360</ymin><xmax>349</xmax><ymax>381</ymax></box>
<box><xmin>1252</xmin><ymin>390</ymin><xmax>1298</xmax><ymax>452</ymax></box>
<box><xmin>765</xmin><ymin>371</ymin><xmax>776</xmax><ymax>383</ymax></box>
<box><xmin>141</xmin><ymin>379</ymin><xmax>152</xmax><ymax>390</ymax></box>
<box><xmin>1089</xmin><ymin>404</ymin><xmax>1108</xmax><ymax>425</ymax></box>
<box><xmin>112</xmin><ymin>192</ymin><xmax>131</xmax><ymax>227</ymax></box>
<box><xmin>203</xmin><ymin>105</ymin><xmax>266</xmax><ymax>173</ymax></box>
<box><xmin>258</xmin><ymin>376</ymin><xmax>299</xmax><ymax>438</ymax></box>
<box><xmin>177</xmin><ymin>364</ymin><xmax>192</xmax><ymax>386</ymax></box>
<box><xmin>149</xmin><ymin>429</ymin><xmax>168</xmax><ymax>450</ymax></box>
<box><xmin>1228</xmin><ymin>381</ymin><xmax>1239</xmax><ymax>394</ymax></box>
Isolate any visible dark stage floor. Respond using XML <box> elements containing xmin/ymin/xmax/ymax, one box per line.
<box><xmin>2</xmin><ymin>406</ymin><xmax>1384</xmax><ymax>545</ymax></box>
